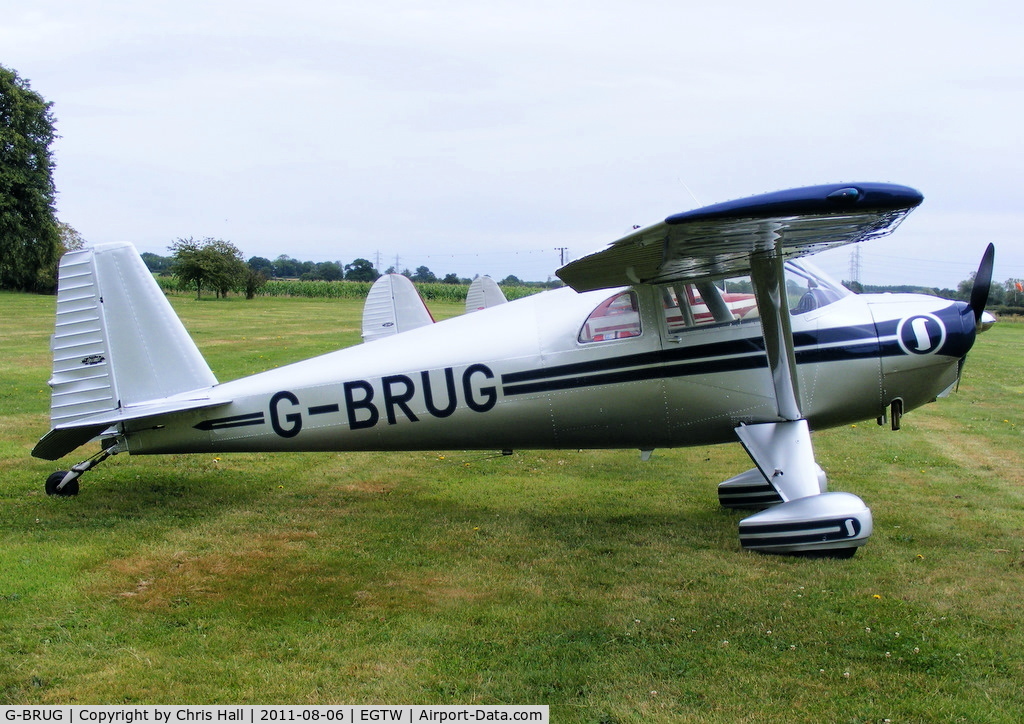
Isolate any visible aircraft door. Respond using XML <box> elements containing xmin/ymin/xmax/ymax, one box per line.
<box><xmin>657</xmin><ymin>280</ymin><xmax>773</xmax><ymax>445</ymax></box>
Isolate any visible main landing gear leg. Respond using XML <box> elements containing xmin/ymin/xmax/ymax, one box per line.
<box><xmin>733</xmin><ymin>246</ymin><xmax>872</xmax><ymax>557</ymax></box>
<box><xmin>728</xmin><ymin>420</ymin><xmax>873</xmax><ymax>558</ymax></box>
<box><xmin>45</xmin><ymin>445</ymin><xmax>121</xmax><ymax>497</ymax></box>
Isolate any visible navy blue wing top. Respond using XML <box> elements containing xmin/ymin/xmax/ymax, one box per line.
<box><xmin>557</xmin><ymin>182</ymin><xmax>923</xmax><ymax>292</ymax></box>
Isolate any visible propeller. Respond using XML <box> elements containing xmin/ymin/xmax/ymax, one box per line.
<box><xmin>956</xmin><ymin>243</ymin><xmax>997</xmax><ymax>392</ymax></box>
<box><xmin>969</xmin><ymin>243</ymin><xmax>996</xmax><ymax>325</ymax></box>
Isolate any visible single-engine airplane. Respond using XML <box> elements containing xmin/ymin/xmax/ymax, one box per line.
<box><xmin>33</xmin><ymin>182</ymin><xmax>997</xmax><ymax>557</ymax></box>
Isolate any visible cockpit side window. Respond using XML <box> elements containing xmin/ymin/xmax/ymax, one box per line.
<box><xmin>661</xmin><ymin>279</ymin><xmax>759</xmax><ymax>332</ymax></box>
<box><xmin>659</xmin><ymin>260</ymin><xmax>851</xmax><ymax>334</ymax></box>
<box><xmin>579</xmin><ymin>291</ymin><xmax>642</xmax><ymax>343</ymax></box>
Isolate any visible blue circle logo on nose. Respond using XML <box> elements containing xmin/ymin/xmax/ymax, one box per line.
<box><xmin>897</xmin><ymin>314</ymin><xmax>946</xmax><ymax>355</ymax></box>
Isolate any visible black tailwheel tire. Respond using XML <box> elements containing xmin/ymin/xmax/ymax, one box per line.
<box><xmin>46</xmin><ymin>471</ymin><xmax>79</xmax><ymax>497</ymax></box>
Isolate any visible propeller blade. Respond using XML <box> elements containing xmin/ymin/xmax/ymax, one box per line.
<box><xmin>969</xmin><ymin>243</ymin><xmax>995</xmax><ymax>324</ymax></box>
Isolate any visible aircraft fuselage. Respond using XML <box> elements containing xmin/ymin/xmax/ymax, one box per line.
<box><xmin>120</xmin><ymin>285</ymin><xmax>976</xmax><ymax>456</ymax></box>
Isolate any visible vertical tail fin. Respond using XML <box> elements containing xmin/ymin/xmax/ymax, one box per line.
<box><xmin>34</xmin><ymin>243</ymin><xmax>218</xmax><ymax>459</ymax></box>
<box><xmin>465</xmin><ymin>276</ymin><xmax>508</xmax><ymax>313</ymax></box>
<box><xmin>361</xmin><ymin>273</ymin><xmax>435</xmax><ymax>342</ymax></box>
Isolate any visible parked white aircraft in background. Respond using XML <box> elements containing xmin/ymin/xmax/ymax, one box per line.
<box><xmin>361</xmin><ymin>274</ymin><xmax>508</xmax><ymax>343</ymax></box>
<box><xmin>33</xmin><ymin>183</ymin><xmax>996</xmax><ymax>557</ymax></box>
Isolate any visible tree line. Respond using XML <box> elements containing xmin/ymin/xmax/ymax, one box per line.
<box><xmin>845</xmin><ymin>278</ymin><xmax>1024</xmax><ymax>311</ymax></box>
<box><xmin>142</xmin><ymin>242</ymin><xmax>559</xmax><ymax>300</ymax></box>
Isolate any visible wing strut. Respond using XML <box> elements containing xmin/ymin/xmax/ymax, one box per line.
<box><xmin>731</xmin><ymin>241</ymin><xmax>874</xmax><ymax>556</ymax></box>
<box><xmin>750</xmin><ymin>242</ymin><xmax>802</xmax><ymax>421</ymax></box>
<box><xmin>694</xmin><ymin>281</ymin><xmax>733</xmax><ymax>323</ymax></box>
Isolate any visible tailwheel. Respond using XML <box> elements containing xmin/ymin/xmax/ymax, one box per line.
<box><xmin>46</xmin><ymin>471</ymin><xmax>80</xmax><ymax>497</ymax></box>
<box><xmin>43</xmin><ymin>445</ymin><xmax>121</xmax><ymax>497</ymax></box>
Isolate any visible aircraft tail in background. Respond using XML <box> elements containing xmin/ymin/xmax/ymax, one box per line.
<box><xmin>361</xmin><ymin>273</ymin><xmax>435</xmax><ymax>343</ymax></box>
<box><xmin>465</xmin><ymin>276</ymin><xmax>507</xmax><ymax>313</ymax></box>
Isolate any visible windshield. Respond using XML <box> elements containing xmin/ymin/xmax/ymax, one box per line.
<box><xmin>580</xmin><ymin>259</ymin><xmax>853</xmax><ymax>342</ymax></box>
<box><xmin>785</xmin><ymin>259</ymin><xmax>852</xmax><ymax>314</ymax></box>
<box><xmin>657</xmin><ymin>258</ymin><xmax>852</xmax><ymax>334</ymax></box>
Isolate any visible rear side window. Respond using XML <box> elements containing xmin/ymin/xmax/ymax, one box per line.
<box><xmin>579</xmin><ymin>291</ymin><xmax>642</xmax><ymax>343</ymax></box>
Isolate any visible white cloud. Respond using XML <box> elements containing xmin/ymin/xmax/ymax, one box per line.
<box><xmin>3</xmin><ymin>0</ymin><xmax>1022</xmax><ymax>285</ymax></box>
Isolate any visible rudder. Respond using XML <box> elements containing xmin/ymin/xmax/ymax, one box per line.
<box><xmin>35</xmin><ymin>243</ymin><xmax>218</xmax><ymax>458</ymax></box>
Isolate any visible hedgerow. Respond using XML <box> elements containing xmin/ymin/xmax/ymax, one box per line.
<box><xmin>155</xmin><ymin>275</ymin><xmax>544</xmax><ymax>301</ymax></box>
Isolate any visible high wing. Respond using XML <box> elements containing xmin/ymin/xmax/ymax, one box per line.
<box><xmin>557</xmin><ymin>182</ymin><xmax>923</xmax><ymax>292</ymax></box>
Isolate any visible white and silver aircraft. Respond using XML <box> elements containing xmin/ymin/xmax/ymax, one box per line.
<box><xmin>33</xmin><ymin>182</ymin><xmax>996</xmax><ymax>557</ymax></box>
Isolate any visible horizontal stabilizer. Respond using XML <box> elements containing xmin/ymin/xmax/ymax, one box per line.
<box><xmin>32</xmin><ymin>426</ymin><xmax>113</xmax><ymax>462</ymax></box>
<box><xmin>362</xmin><ymin>274</ymin><xmax>435</xmax><ymax>342</ymax></box>
<box><xmin>32</xmin><ymin>396</ymin><xmax>230</xmax><ymax>460</ymax></box>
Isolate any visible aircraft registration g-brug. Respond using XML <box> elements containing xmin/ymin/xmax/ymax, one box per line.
<box><xmin>33</xmin><ymin>182</ymin><xmax>997</xmax><ymax>558</ymax></box>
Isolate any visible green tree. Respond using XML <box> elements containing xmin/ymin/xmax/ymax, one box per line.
<box><xmin>204</xmin><ymin>238</ymin><xmax>247</xmax><ymax>297</ymax></box>
<box><xmin>1005</xmin><ymin>279</ymin><xmax>1024</xmax><ymax>307</ymax></box>
<box><xmin>0</xmin><ymin>65</ymin><xmax>60</xmax><ymax>292</ymax></box>
<box><xmin>56</xmin><ymin>221</ymin><xmax>85</xmax><ymax>254</ymax></box>
<box><xmin>35</xmin><ymin>220</ymin><xmax>86</xmax><ymax>293</ymax></box>
<box><xmin>273</xmin><ymin>255</ymin><xmax>301</xmax><ymax>278</ymax></box>
<box><xmin>53</xmin><ymin>220</ymin><xmax>84</xmax><ymax>271</ymax></box>
<box><xmin>169</xmin><ymin>237</ymin><xmax>247</xmax><ymax>299</ymax></box>
<box><xmin>243</xmin><ymin>266</ymin><xmax>267</xmax><ymax>300</ymax></box>
<box><xmin>957</xmin><ymin>274</ymin><xmax>974</xmax><ymax>301</ymax></box>
<box><xmin>141</xmin><ymin>251</ymin><xmax>174</xmax><ymax>275</ymax></box>
<box><xmin>345</xmin><ymin>258</ymin><xmax>380</xmax><ymax>282</ymax></box>
<box><xmin>412</xmin><ymin>265</ymin><xmax>436</xmax><ymax>283</ymax></box>
<box><xmin>317</xmin><ymin>261</ymin><xmax>344</xmax><ymax>281</ymax></box>
<box><xmin>169</xmin><ymin>237</ymin><xmax>207</xmax><ymax>298</ymax></box>
<box><xmin>247</xmin><ymin>256</ymin><xmax>274</xmax><ymax>278</ymax></box>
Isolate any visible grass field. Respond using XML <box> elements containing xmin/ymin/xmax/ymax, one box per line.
<box><xmin>2</xmin><ymin>290</ymin><xmax>1023</xmax><ymax>721</ymax></box>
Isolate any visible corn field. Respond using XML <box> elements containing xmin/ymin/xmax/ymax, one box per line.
<box><xmin>155</xmin><ymin>275</ymin><xmax>543</xmax><ymax>302</ymax></box>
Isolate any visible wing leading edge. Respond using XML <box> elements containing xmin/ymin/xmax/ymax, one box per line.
<box><xmin>557</xmin><ymin>182</ymin><xmax>923</xmax><ymax>292</ymax></box>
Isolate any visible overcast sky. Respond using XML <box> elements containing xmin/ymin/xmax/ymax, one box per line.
<box><xmin>4</xmin><ymin>0</ymin><xmax>1022</xmax><ymax>288</ymax></box>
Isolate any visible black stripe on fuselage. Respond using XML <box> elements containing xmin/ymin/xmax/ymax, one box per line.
<box><xmin>502</xmin><ymin>337</ymin><xmax>765</xmax><ymax>385</ymax></box>
<box><xmin>503</xmin><ymin>351</ymin><xmax>768</xmax><ymax>395</ymax></box>
<box><xmin>500</xmin><ymin>323</ymin><xmax>885</xmax><ymax>396</ymax></box>
<box><xmin>193</xmin><ymin>412</ymin><xmax>266</xmax><ymax>431</ymax></box>
<box><xmin>499</xmin><ymin>305</ymin><xmax>972</xmax><ymax>397</ymax></box>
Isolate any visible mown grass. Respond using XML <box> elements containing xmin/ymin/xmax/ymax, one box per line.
<box><xmin>2</xmin><ymin>290</ymin><xmax>1023</xmax><ymax>721</ymax></box>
